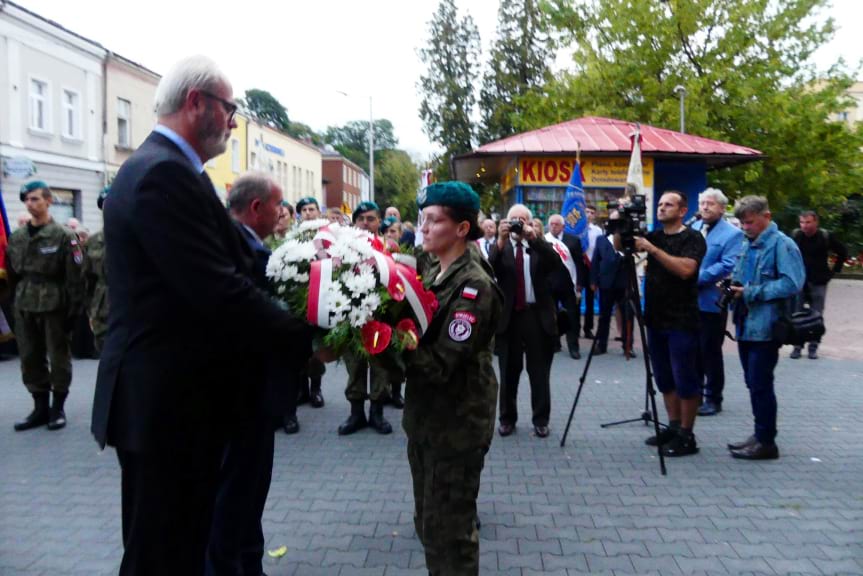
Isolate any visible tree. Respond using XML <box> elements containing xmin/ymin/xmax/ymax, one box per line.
<box><xmin>478</xmin><ymin>0</ymin><xmax>552</xmax><ymax>143</ymax></box>
<box><xmin>324</xmin><ymin>120</ymin><xmax>398</xmax><ymax>153</ymax></box>
<box><xmin>375</xmin><ymin>150</ymin><xmax>421</xmax><ymax>222</ymax></box>
<box><xmin>418</xmin><ymin>0</ymin><xmax>481</xmax><ymax>177</ymax></box>
<box><xmin>242</xmin><ymin>88</ymin><xmax>290</xmax><ymax>132</ymax></box>
<box><xmin>516</xmin><ymin>0</ymin><xmax>863</xmax><ymax>212</ymax></box>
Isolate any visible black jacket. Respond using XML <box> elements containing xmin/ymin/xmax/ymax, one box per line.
<box><xmin>793</xmin><ymin>228</ymin><xmax>847</xmax><ymax>285</ymax></box>
<box><xmin>91</xmin><ymin>131</ymin><xmax>305</xmax><ymax>451</ymax></box>
<box><xmin>488</xmin><ymin>237</ymin><xmax>560</xmax><ymax>336</ymax></box>
<box><xmin>590</xmin><ymin>234</ymin><xmax>626</xmax><ymax>291</ymax></box>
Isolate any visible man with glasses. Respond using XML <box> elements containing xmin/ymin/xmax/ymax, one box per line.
<box><xmin>91</xmin><ymin>56</ymin><xmax>311</xmax><ymax>574</ymax></box>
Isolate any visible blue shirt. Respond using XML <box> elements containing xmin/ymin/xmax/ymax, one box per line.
<box><xmin>154</xmin><ymin>124</ymin><xmax>204</xmax><ymax>174</ymax></box>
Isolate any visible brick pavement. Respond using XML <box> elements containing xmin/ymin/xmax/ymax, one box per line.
<box><xmin>1</xmin><ymin>285</ymin><xmax>862</xmax><ymax>575</ymax></box>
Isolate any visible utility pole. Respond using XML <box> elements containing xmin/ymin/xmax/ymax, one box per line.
<box><xmin>673</xmin><ymin>85</ymin><xmax>687</xmax><ymax>133</ymax></box>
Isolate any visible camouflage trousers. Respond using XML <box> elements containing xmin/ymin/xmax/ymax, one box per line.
<box><xmin>407</xmin><ymin>441</ymin><xmax>485</xmax><ymax>576</ymax></box>
<box><xmin>14</xmin><ymin>309</ymin><xmax>72</xmax><ymax>394</ymax></box>
<box><xmin>343</xmin><ymin>351</ymin><xmax>391</xmax><ymax>402</ymax></box>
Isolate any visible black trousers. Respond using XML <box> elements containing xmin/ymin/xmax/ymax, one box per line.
<box><xmin>498</xmin><ymin>307</ymin><xmax>555</xmax><ymax>427</ymax></box>
<box><xmin>117</xmin><ymin>443</ymin><xmax>224</xmax><ymax>576</ymax></box>
<box><xmin>583</xmin><ymin>285</ymin><xmax>596</xmax><ymax>332</ymax></box>
<box><xmin>555</xmin><ymin>289</ymin><xmax>581</xmax><ymax>354</ymax></box>
<box><xmin>206</xmin><ymin>418</ymin><xmax>275</xmax><ymax>576</ymax></box>
<box><xmin>596</xmin><ymin>288</ymin><xmax>625</xmax><ymax>352</ymax></box>
<box><xmin>698</xmin><ymin>311</ymin><xmax>727</xmax><ymax>404</ymax></box>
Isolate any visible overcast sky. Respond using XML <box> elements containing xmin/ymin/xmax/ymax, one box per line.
<box><xmin>15</xmin><ymin>0</ymin><xmax>863</xmax><ymax>161</ymax></box>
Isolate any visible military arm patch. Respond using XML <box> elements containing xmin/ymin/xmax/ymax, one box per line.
<box><xmin>448</xmin><ymin>317</ymin><xmax>472</xmax><ymax>342</ymax></box>
<box><xmin>70</xmin><ymin>239</ymin><xmax>83</xmax><ymax>265</ymax></box>
<box><xmin>461</xmin><ymin>286</ymin><xmax>478</xmax><ymax>300</ymax></box>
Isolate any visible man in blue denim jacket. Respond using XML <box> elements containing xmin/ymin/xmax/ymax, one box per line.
<box><xmin>691</xmin><ymin>188</ymin><xmax>744</xmax><ymax>416</ymax></box>
<box><xmin>728</xmin><ymin>196</ymin><xmax>804</xmax><ymax>460</ymax></box>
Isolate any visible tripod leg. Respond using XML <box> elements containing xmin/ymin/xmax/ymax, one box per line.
<box><xmin>560</xmin><ymin>331</ymin><xmax>601</xmax><ymax>447</ymax></box>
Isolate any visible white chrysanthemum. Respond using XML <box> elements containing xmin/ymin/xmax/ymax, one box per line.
<box><xmin>360</xmin><ymin>292</ymin><xmax>382</xmax><ymax>313</ymax></box>
<box><xmin>348</xmin><ymin>306</ymin><xmax>370</xmax><ymax>328</ymax></box>
<box><xmin>298</xmin><ymin>218</ymin><xmax>331</xmax><ymax>233</ymax></box>
<box><xmin>280</xmin><ymin>264</ymin><xmax>300</xmax><ymax>283</ymax></box>
<box><xmin>343</xmin><ymin>270</ymin><xmax>377</xmax><ymax>297</ymax></box>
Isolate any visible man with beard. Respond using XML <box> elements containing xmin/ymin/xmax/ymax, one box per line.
<box><xmin>91</xmin><ymin>56</ymin><xmax>309</xmax><ymax>574</ymax></box>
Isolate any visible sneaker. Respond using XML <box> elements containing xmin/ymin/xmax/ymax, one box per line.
<box><xmin>661</xmin><ymin>433</ymin><xmax>699</xmax><ymax>457</ymax></box>
<box><xmin>697</xmin><ymin>401</ymin><xmax>722</xmax><ymax>416</ymax></box>
<box><xmin>789</xmin><ymin>347</ymin><xmax>802</xmax><ymax>359</ymax></box>
<box><xmin>645</xmin><ymin>426</ymin><xmax>677</xmax><ymax>446</ymax></box>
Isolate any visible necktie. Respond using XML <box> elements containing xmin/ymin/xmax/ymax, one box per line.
<box><xmin>515</xmin><ymin>243</ymin><xmax>526</xmax><ymax>311</ymax></box>
<box><xmin>485</xmin><ymin>239</ymin><xmax>491</xmax><ymax>254</ymax></box>
<box><xmin>701</xmin><ymin>223</ymin><xmax>710</xmax><ymax>239</ymax></box>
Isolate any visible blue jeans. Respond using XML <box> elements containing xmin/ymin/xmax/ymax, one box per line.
<box><xmin>737</xmin><ymin>341</ymin><xmax>780</xmax><ymax>445</ymax></box>
<box><xmin>698</xmin><ymin>311</ymin><xmax>727</xmax><ymax>404</ymax></box>
<box><xmin>647</xmin><ymin>328</ymin><xmax>700</xmax><ymax>399</ymax></box>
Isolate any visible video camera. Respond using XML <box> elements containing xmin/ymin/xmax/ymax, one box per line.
<box><xmin>605</xmin><ymin>193</ymin><xmax>648</xmax><ymax>249</ymax></box>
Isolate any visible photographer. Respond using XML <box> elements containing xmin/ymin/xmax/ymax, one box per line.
<box><xmin>727</xmin><ymin>196</ymin><xmax>804</xmax><ymax>460</ymax></box>
<box><xmin>489</xmin><ymin>205</ymin><xmax>561</xmax><ymax>438</ymax></box>
<box><xmin>691</xmin><ymin>188</ymin><xmax>743</xmax><ymax>416</ymax></box>
<box><xmin>635</xmin><ymin>191</ymin><xmax>706</xmax><ymax>457</ymax></box>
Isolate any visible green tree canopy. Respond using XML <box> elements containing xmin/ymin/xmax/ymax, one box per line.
<box><xmin>375</xmin><ymin>149</ymin><xmax>421</xmax><ymax>222</ymax></box>
<box><xmin>418</xmin><ymin>0</ymin><xmax>481</xmax><ymax>177</ymax></box>
<box><xmin>324</xmin><ymin>119</ymin><xmax>398</xmax><ymax>153</ymax></box>
<box><xmin>242</xmin><ymin>88</ymin><xmax>290</xmax><ymax>132</ymax></box>
<box><xmin>515</xmin><ymin>0</ymin><xmax>863</xmax><ymax>212</ymax></box>
<box><xmin>479</xmin><ymin>0</ymin><xmax>552</xmax><ymax>143</ymax></box>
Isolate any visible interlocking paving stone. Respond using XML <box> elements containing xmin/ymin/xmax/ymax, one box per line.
<box><xmin>2</xmin><ymin>283</ymin><xmax>862</xmax><ymax>576</ymax></box>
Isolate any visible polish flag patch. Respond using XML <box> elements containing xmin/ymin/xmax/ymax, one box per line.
<box><xmin>461</xmin><ymin>286</ymin><xmax>478</xmax><ymax>300</ymax></box>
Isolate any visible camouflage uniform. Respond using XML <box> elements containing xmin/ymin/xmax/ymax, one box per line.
<box><xmin>83</xmin><ymin>230</ymin><xmax>109</xmax><ymax>351</ymax></box>
<box><xmin>6</xmin><ymin>220</ymin><xmax>85</xmax><ymax>395</ymax></box>
<box><xmin>343</xmin><ymin>352</ymin><xmax>391</xmax><ymax>402</ymax></box>
<box><xmin>402</xmin><ymin>247</ymin><xmax>502</xmax><ymax>576</ymax></box>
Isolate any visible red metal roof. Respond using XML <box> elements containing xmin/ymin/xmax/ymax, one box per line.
<box><xmin>474</xmin><ymin>116</ymin><xmax>761</xmax><ymax>157</ymax></box>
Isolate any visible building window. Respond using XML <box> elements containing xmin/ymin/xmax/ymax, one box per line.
<box><xmin>29</xmin><ymin>78</ymin><xmax>50</xmax><ymax>132</ymax></box>
<box><xmin>231</xmin><ymin>139</ymin><xmax>241</xmax><ymax>173</ymax></box>
<box><xmin>117</xmin><ymin>98</ymin><xmax>132</xmax><ymax>148</ymax></box>
<box><xmin>62</xmin><ymin>89</ymin><xmax>81</xmax><ymax>139</ymax></box>
<box><xmin>343</xmin><ymin>165</ymin><xmax>347</xmax><ymax>182</ymax></box>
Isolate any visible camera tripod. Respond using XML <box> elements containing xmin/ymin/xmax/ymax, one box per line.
<box><xmin>560</xmin><ymin>244</ymin><xmax>667</xmax><ymax>475</ymax></box>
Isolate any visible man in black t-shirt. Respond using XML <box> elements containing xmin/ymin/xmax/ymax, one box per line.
<box><xmin>635</xmin><ymin>191</ymin><xmax>706</xmax><ymax>457</ymax></box>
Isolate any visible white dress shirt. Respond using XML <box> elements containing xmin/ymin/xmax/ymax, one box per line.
<box><xmin>510</xmin><ymin>236</ymin><xmax>536</xmax><ymax>304</ymax></box>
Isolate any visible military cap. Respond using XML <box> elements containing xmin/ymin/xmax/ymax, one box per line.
<box><xmin>352</xmin><ymin>201</ymin><xmax>381</xmax><ymax>223</ymax></box>
<box><xmin>417</xmin><ymin>181</ymin><xmax>480</xmax><ymax>212</ymax></box>
<box><xmin>295</xmin><ymin>196</ymin><xmax>319</xmax><ymax>211</ymax></box>
<box><xmin>19</xmin><ymin>180</ymin><xmax>49</xmax><ymax>202</ymax></box>
<box><xmin>97</xmin><ymin>185</ymin><xmax>110</xmax><ymax>211</ymax></box>
<box><xmin>379</xmin><ymin>216</ymin><xmax>398</xmax><ymax>234</ymax></box>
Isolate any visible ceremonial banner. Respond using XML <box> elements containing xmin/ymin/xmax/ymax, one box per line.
<box><xmin>561</xmin><ymin>160</ymin><xmax>589</xmax><ymax>251</ymax></box>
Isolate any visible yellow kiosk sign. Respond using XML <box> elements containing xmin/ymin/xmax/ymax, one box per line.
<box><xmin>518</xmin><ymin>156</ymin><xmax>653</xmax><ymax>188</ymax></box>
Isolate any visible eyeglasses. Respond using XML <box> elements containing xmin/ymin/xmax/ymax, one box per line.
<box><xmin>199</xmin><ymin>90</ymin><xmax>238</xmax><ymax>120</ymax></box>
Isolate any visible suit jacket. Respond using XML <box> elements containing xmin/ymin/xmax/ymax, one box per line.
<box><xmin>590</xmin><ymin>234</ymin><xmax>626</xmax><ymax>291</ymax></box>
<box><xmin>691</xmin><ymin>218</ymin><xmax>743</xmax><ymax>313</ymax></box>
<box><xmin>488</xmin><ymin>237</ymin><xmax>560</xmax><ymax>336</ymax></box>
<box><xmin>548</xmin><ymin>232</ymin><xmax>588</xmax><ymax>294</ymax></box>
<box><xmin>91</xmin><ymin>131</ymin><xmax>305</xmax><ymax>452</ymax></box>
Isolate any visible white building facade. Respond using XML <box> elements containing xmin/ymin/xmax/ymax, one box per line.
<box><xmin>1</xmin><ymin>2</ymin><xmax>106</xmax><ymax>229</ymax></box>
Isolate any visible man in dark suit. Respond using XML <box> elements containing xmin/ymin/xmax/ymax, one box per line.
<box><xmin>489</xmin><ymin>204</ymin><xmax>562</xmax><ymax>438</ymax></box>
<box><xmin>206</xmin><ymin>173</ymin><xmax>305</xmax><ymax>575</ymax></box>
<box><xmin>590</xmin><ymin>226</ymin><xmax>628</xmax><ymax>355</ymax></box>
<box><xmin>91</xmin><ymin>56</ymin><xmax>309</xmax><ymax>575</ymax></box>
<box><xmin>546</xmin><ymin>214</ymin><xmax>588</xmax><ymax>359</ymax></box>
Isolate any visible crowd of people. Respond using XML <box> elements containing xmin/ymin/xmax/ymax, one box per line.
<box><xmin>1</xmin><ymin>53</ymin><xmax>849</xmax><ymax>576</ymax></box>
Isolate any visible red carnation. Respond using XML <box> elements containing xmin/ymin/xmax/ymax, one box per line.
<box><xmin>361</xmin><ymin>320</ymin><xmax>392</xmax><ymax>355</ymax></box>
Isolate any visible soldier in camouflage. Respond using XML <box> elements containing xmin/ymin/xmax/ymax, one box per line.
<box><xmin>402</xmin><ymin>182</ymin><xmax>502</xmax><ymax>575</ymax></box>
<box><xmin>83</xmin><ymin>187</ymin><xmax>110</xmax><ymax>352</ymax></box>
<box><xmin>6</xmin><ymin>181</ymin><xmax>85</xmax><ymax>431</ymax></box>
<box><xmin>338</xmin><ymin>201</ymin><xmax>395</xmax><ymax>436</ymax></box>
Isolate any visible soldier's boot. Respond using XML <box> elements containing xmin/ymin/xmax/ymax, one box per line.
<box><xmin>14</xmin><ymin>392</ymin><xmax>50</xmax><ymax>432</ymax></box>
<box><xmin>368</xmin><ymin>401</ymin><xmax>393</xmax><ymax>435</ymax></box>
<box><xmin>309</xmin><ymin>376</ymin><xmax>325</xmax><ymax>408</ymax></box>
<box><xmin>297</xmin><ymin>378</ymin><xmax>311</xmax><ymax>406</ymax></box>
<box><xmin>338</xmin><ymin>401</ymin><xmax>368</xmax><ymax>436</ymax></box>
<box><xmin>389</xmin><ymin>381</ymin><xmax>404</xmax><ymax>409</ymax></box>
<box><xmin>47</xmin><ymin>392</ymin><xmax>68</xmax><ymax>431</ymax></box>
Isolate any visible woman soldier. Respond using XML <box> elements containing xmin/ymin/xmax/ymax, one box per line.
<box><xmin>402</xmin><ymin>181</ymin><xmax>502</xmax><ymax>575</ymax></box>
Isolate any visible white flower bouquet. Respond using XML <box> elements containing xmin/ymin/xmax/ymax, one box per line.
<box><xmin>266</xmin><ymin>219</ymin><xmax>438</xmax><ymax>356</ymax></box>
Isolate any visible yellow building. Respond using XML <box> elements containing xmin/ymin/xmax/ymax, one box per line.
<box><xmin>246</xmin><ymin>121</ymin><xmax>322</xmax><ymax>206</ymax></box>
<box><xmin>834</xmin><ymin>81</ymin><xmax>863</xmax><ymax>127</ymax></box>
<box><xmin>204</xmin><ymin>113</ymin><xmax>249</xmax><ymax>203</ymax></box>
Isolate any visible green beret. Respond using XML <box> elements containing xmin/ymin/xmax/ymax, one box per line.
<box><xmin>19</xmin><ymin>180</ymin><xmax>49</xmax><ymax>202</ymax></box>
<box><xmin>380</xmin><ymin>216</ymin><xmax>398</xmax><ymax>234</ymax></box>
<box><xmin>417</xmin><ymin>181</ymin><xmax>479</xmax><ymax>212</ymax></box>
<box><xmin>352</xmin><ymin>201</ymin><xmax>381</xmax><ymax>223</ymax></box>
<box><xmin>97</xmin><ymin>185</ymin><xmax>110</xmax><ymax>210</ymax></box>
<box><xmin>295</xmin><ymin>196</ymin><xmax>318</xmax><ymax>211</ymax></box>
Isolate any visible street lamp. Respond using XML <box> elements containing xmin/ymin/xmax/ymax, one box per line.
<box><xmin>673</xmin><ymin>85</ymin><xmax>687</xmax><ymax>133</ymax></box>
<box><xmin>336</xmin><ymin>91</ymin><xmax>374</xmax><ymax>202</ymax></box>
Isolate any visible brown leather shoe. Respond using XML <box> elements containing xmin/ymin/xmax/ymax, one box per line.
<box><xmin>730</xmin><ymin>441</ymin><xmax>779</xmax><ymax>460</ymax></box>
<box><xmin>498</xmin><ymin>423</ymin><xmax>515</xmax><ymax>437</ymax></box>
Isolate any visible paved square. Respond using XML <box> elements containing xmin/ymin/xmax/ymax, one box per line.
<box><xmin>1</xmin><ymin>281</ymin><xmax>862</xmax><ymax>575</ymax></box>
